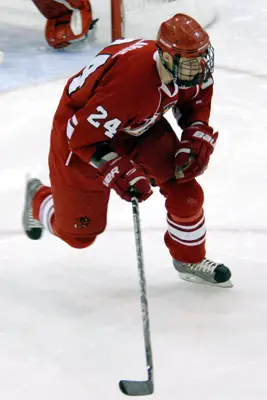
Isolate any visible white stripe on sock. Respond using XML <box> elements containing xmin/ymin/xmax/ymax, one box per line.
<box><xmin>167</xmin><ymin>215</ymin><xmax>205</xmax><ymax>230</ymax></box>
<box><xmin>47</xmin><ymin>206</ymin><xmax>55</xmax><ymax>234</ymax></box>
<box><xmin>168</xmin><ymin>221</ymin><xmax>206</xmax><ymax>242</ymax></box>
<box><xmin>39</xmin><ymin>195</ymin><xmax>54</xmax><ymax>233</ymax></box>
<box><xmin>169</xmin><ymin>232</ymin><xmax>206</xmax><ymax>247</ymax></box>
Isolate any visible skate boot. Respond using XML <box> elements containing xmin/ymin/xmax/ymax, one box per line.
<box><xmin>173</xmin><ymin>258</ymin><xmax>233</xmax><ymax>288</ymax></box>
<box><xmin>22</xmin><ymin>178</ymin><xmax>43</xmax><ymax>240</ymax></box>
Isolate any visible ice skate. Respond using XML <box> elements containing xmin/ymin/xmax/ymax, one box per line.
<box><xmin>22</xmin><ymin>178</ymin><xmax>43</xmax><ymax>240</ymax></box>
<box><xmin>173</xmin><ymin>258</ymin><xmax>233</xmax><ymax>288</ymax></box>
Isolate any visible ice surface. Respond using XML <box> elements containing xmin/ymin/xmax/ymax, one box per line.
<box><xmin>0</xmin><ymin>0</ymin><xmax>267</xmax><ymax>399</ymax></box>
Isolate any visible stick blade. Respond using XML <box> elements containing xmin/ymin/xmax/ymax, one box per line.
<box><xmin>119</xmin><ymin>380</ymin><xmax>154</xmax><ymax>396</ymax></box>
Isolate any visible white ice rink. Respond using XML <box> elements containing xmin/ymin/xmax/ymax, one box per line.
<box><xmin>1</xmin><ymin>0</ymin><xmax>267</xmax><ymax>399</ymax></box>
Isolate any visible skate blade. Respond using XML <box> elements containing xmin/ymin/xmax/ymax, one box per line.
<box><xmin>178</xmin><ymin>272</ymin><xmax>234</xmax><ymax>289</ymax></box>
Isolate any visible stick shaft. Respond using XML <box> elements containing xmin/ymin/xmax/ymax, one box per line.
<box><xmin>131</xmin><ymin>197</ymin><xmax>153</xmax><ymax>382</ymax></box>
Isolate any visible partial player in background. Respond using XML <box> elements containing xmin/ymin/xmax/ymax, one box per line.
<box><xmin>31</xmin><ymin>0</ymin><xmax>97</xmax><ymax>48</ymax></box>
<box><xmin>22</xmin><ymin>13</ymin><xmax>233</xmax><ymax>288</ymax></box>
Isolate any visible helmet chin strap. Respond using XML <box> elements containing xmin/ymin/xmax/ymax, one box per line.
<box><xmin>172</xmin><ymin>56</ymin><xmax>180</xmax><ymax>83</ymax></box>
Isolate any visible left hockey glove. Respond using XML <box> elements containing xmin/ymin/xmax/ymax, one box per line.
<box><xmin>175</xmin><ymin>124</ymin><xmax>218</xmax><ymax>183</ymax></box>
<box><xmin>99</xmin><ymin>156</ymin><xmax>152</xmax><ymax>202</ymax></box>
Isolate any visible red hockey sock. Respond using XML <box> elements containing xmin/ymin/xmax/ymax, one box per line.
<box><xmin>32</xmin><ymin>186</ymin><xmax>55</xmax><ymax>234</ymax></box>
<box><xmin>164</xmin><ymin>209</ymin><xmax>206</xmax><ymax>263</ymax></box>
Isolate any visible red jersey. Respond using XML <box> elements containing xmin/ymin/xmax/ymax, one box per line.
<box><xmin>51</xmin><ymin>38</ymin><xmax>213</xmax><ymax>166</ymax></box>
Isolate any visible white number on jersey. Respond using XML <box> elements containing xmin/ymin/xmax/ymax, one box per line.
<box><xmin>87</xmin><ymin>106</ymin><xmax>108</xmax><ymax>127</ymax></box>
<box><xmin>68</xmin><ymin>54</ymin><xmax>110</xmax><ymax>95</ymax></box>
<box><xmin>103</xmin><ymin>118</ymin><xmax>122</xmax><ymax>138</ymax></box>
<box><xmin>87</xmin><ymin>106</ymin><xmax>122</xmax><ymax>138</ymax></box>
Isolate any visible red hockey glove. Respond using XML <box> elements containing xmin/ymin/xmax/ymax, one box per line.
<box><xmin>175</xmin><ymin>124</ymin><xmax>218</xmax><ymax>183</ymax></box>
<box><xmin>99</xmin><ymin>156</ymin><xmax>152</xmax><ymax>202</ymax></box>
<box><xmin>45</xmin><ymin>0</ymin><xmax>93</xmax><ymax>48</ymax></box>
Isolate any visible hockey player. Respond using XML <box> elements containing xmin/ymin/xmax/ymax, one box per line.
<box><xmin>23</xmin><ymin>13</ymin><xmax>233</xmax><ymax>288</ymax></box>
<box><xmin>31</xmin><ymin>0</ymin><xmax>96</xmax><ymax>48</ymax></box>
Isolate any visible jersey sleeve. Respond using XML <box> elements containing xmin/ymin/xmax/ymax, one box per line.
<box><xmin>173</xmin><ymin>77</ymin><xmax>214</xmax><ymax>129</ymax></box>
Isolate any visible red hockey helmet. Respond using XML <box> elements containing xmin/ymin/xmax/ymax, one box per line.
<box><xmin>156</xmin><ymin>14</ymin><xmax>214</xmax><ymax>87</ymax></box>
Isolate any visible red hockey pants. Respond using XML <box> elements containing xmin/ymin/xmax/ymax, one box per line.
<box><xmin>32</xmin><ymin>118</ymin><xmax>205</xmax><ymax>263</ymax></box>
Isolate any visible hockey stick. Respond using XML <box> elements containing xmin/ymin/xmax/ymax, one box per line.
<box><xmin>119</xmin><ymin>194</ymin><xmax>154</xmax><ymax>396</ymax></box>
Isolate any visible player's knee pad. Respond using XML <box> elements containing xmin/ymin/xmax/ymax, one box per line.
<box><xmin>162</xmin><ymin>179</ymin><xmax>204</xmax><ymax>218</ymax></box>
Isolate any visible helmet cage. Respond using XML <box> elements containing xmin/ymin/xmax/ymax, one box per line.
<box><xmin>160</xmin><ymin>45</ymin><xmax>214</xmax><ymax>88</ymax></box>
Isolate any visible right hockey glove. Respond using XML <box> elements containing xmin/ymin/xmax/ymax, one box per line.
<box><xmin>175</xmin><ymin>124</ymin><xmax>218</xmax><ymax>182</ymax></box>
<box><xmin>99</xmin><ymin>156</ymin><xmax>152</xmax><ymax>202</ymax></box>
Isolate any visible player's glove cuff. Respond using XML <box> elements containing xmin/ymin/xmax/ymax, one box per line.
<box><xmin>90</xmin><ymin>143</ymin><xmax>118</xmax><ymax>169</ymax></box>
